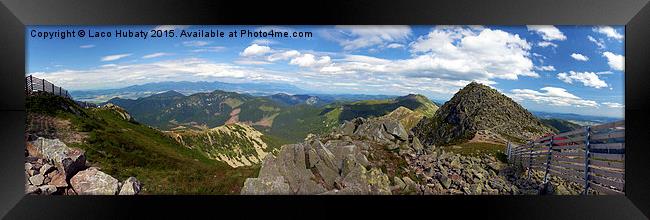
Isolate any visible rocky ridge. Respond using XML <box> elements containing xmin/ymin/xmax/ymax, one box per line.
<box><xmin>25</xmin><ymin>136</ymin><xmax>141</xmax><ymax>195</ymax></box>
<box><xmin>168</xmin><ymin>123</ymin><xmax>271</xmax><ymax>168</ymax></box>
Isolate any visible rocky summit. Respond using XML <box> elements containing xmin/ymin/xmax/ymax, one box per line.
<box><xmin>25</xmin><ymin>136</ymin><xmax>141</xmax><ymax>195</ymax></box>
<box><xmin>413</xmin><ymin>82</ymin><xmax>553</xmax><ymax>146</ymax></box>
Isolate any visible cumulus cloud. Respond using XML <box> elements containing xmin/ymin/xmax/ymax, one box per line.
<box><xmin>405</xmin><ymin>26</ymin><xmax>537</xmax><ymax>80</ymax></box>
<box><xmin>509</xmin><ymin>87</ymin><xmax>598</xmax><ymax>107</ymax></box>
<box><xmin>593</xmin><ymin>26</ymin><xmax>623</xmax><ymax>40</ymax></box>
<box><xmin>240</xmin><ymin>44</ymin><xmax>272</xmax><ymax>56</ymax></box>
<box><xmin>289</xmin><ymin>54</ymin><xmax>331</xmax><ymax>67</ymax></box>
<box><xmin>326</xmin><ymin>25</ymin><xmax>412</xmax><ymax>50</ymax></box>
<box><xmin>602</xmin><ymin>51</ymin><xmax>624</xmax><ymax>71</ymax></box>
<box><xmin>142</xmin><ymin>52</ymin><xmax>171</xmax><ymax>59</ymax></box>
<box><xmin>100</xmin><ymin>53</ymin><xmax>132</xmax><ymax>61</ymax></box>
<box><xmin>537</xmin><ymin>41</ymin><xmax>558</xmax><ymax>48</ymax></box>
<box><xmin>570</xmin><ymin>53</ymin><xmax>589</xmax><ymax>61</ymax></box>
<box><xmin>267</xmin><ymin>50</ymin><xmax>300</xmax><ymax>61</ymax></box>
<box><xmin>527</xmin><ymin>25</ymin><xmax>567</xmax><ymax>41</ymax></box>
<box><xmin>557</xmin><ymin>71</ymin><xmax>608</xmax><ymax>88</ymax></box>
<box><xmin>587</xmin><ymin>35</ymin><xmax>606</xmax><ymax>49</ymax></box>
<box><xmin>535</xmin><ymin>65</ymin><xmax>556</xmax><ymax>71</ymax></box>
<box><xmin>80</xmin><ymin>44</ymin><xmax>95</xmax><ymax>49</ymax></box>
<box><xmin>602</xmin><ymin>102</ymin><xmax>624</xmax><ymax>108</ymax></box>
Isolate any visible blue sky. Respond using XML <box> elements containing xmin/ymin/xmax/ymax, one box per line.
<box><xmin>27</xmin><ymin>25</ymin><xmax>624</xmax><ymax>118</ymax></box>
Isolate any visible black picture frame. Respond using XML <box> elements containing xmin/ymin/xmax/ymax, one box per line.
<box><xmin>1</xmin><ymin>0</ymin><xmax>649</xmax><ymax>219</ymax></box>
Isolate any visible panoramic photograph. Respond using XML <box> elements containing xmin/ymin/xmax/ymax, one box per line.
<box><xmin>24</xmin><ymin>25</ymin><xmax>625</xmax><ymax>195</ymax></box>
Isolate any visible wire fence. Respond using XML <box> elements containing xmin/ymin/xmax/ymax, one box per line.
<box><xmin>25</xmin><ymin>75</ymin><xmax>97</xmax><ymax>108</ymax></box>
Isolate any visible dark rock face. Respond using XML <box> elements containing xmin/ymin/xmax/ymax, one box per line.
<box><xmin>413</xmin><ymin>82</ymin><xmax>553</xmax><ymax>146</ymax></box>
<box><xmin>25</xmin><ymin>136</ymin><xmax>141</xmax><ymax>195</ymax></box>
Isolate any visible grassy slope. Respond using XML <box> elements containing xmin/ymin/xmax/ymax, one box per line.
<box><xmin>27</xmin><ymin>93</ymin><xmax>257</xmax><ymax>194</ymax></box>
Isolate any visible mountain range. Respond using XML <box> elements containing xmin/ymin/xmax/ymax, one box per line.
<box><xmin>105</xmin><ymin>90</ymin><xmax>439</xmax><ymax>143</ymax></box>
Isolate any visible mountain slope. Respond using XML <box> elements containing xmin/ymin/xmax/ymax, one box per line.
<box><xmin>167</xmin><ymin>123</ymin><xmax>277</xmax><ymax>168</ymax></box>
<box><xmin>540</xmin><ymin>118</ymin><xmax>582</xmax><ymax>133</ymax></box>
<box><xmin>27</xmin><ymin>92</ymin><xmax>258</xmax><ymax>194</ymax></box>
<box><xmin>336</xmin><ymin>94</ymin><xmax>439</xmax><ymax>121</ymax></box>
<box><xmin>413</xmin><ymin>82</ymin><xmax>553</xmax><ymax>146</ymax></box>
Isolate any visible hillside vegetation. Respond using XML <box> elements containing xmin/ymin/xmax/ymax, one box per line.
<box><xmin>27</xmin><ymin>92</ymin><xmax>257</xmax><ymax>194</ymax></box>
<box><xmin>107</xmin><ymin>91</ymin><xmax>439</xmax><ymax>143</ymax></box>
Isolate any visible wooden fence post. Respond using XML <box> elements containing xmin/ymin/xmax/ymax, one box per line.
<box><xmin>527</xmin><ymin>141</ymin><xmax>533</xmax><ymax>179</ymax></box>
<box><xmin>542</xmin><ymin>135</ymin><xmax>554</xmax><ymax>192</ymax></box>
<box><xmin>506</xmin><ymin>142</ymin><xmax>511</xmax><ymax>162</ymax></box>
<box><xmin>583</xmin><ymin>126</ymin><xmax>591</xmax><ymax>195</ymax></box>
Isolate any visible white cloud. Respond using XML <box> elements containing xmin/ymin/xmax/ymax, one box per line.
<box><xmin>386</xmin><ymin>43</ymin><xmax>405</xmax><ymax>49</ymax></box>
<box><xmin>602</xmin><ymin>51</ymin><xmax>624</xmax><ymax>71</ymax></box>
<box><xmin>327</xmin><ymin>25</ymin><xmax>412</xmax><ymax>50</ymax></box>
<box><xmin>153</xmin><ymin>25</ymin><xmax>190</xmax><ymax>31</ymax></box>
<box><xmin>527</xmin><ymin>25</ymin><xmax>567</xmax><ymax>41</ymax></box>
<box><xmin>100</xmin><ymin>53</ymin><xmax>132</xmax><ymax>61</ymax></box>
<box><xmin>267</xmin><ymin>50</ymin><xmax>300</xmax><ymax>61</ymax></box>
<box><xmin>537</xmin><ymin>41</ymin><xmax>558</xmax><ymax>48</ymax></box>
<box><xmin>289</xmin><ymin>54</ymin><xmax>331</xmax><ymax>67</ymax></box>
<box><xmin>142</xmin><ymin>52</ymin><xmax>171</xmax><ymax>59</ymax></box>
<box><xmin>240</xmin><ymin>44</ymin><xmax>272</xmax><ymax>56</ymax></box>
<box><xmin>80</xmin><ymin>44</ymin><xmax>95</xmax><ymax>49</ymax></box>
<box><xmin>509</xmin><ymin>87</ymin><xmax>598</xmax><ymax>107</ymax></box>
<box><xmin>593</xmin><ymin>26</ymin><xmax>623</xmax><ymax>40</ymax></box>
<box><xmin>570</xmin><ymin>53</ymin><xmax>589</xmax><ymax>61</ymax></box>
<box><xmin>587</xmin><ymin>35</ymin><xmax>606</xmax><ymax>49</ymax></box>
<box><xmin>557</xmin><ymin>71</ymin><xmax>608</xmax><ymax>88</ymax></box>
<box><xmin>602</xmin><ymin>102</ymin><xmax>624</xmax><ymax>108</ymax></box>
<box><xmin>182</xmin><ymin>41</ymin><xmax>210</xmax><ymax>47</ymax></box>
<box><xmin>535</xmin><ymin>65</ymin><xmax>556</xmax><ymax>71</ymax></box>
<box><xmin>30</xmin><ymin>58</ymin><xmax>295</xmax><ymax>90</ymax></box>
<box><xmin>404</xmin><ymin>26</ymin><xmax>537</xmax><ymax>80</ymax></box>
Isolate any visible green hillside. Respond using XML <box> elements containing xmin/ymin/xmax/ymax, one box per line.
<box><xmin>540</xmin><ymin>118</ymin><xmax>582</xmax><ymax>133</ymax></box>
<box><xmin>27</xmin><ymin>92</ymin><xmax>257</xmax><ymax>194</ymax></box>
<box><xmin>107</xmin><ymin>91</ymin><xmax>439</xmax><ymax>143</ymax></box>
<box><xmin>338</xmin><ymin>94</ymin><xmax>438</xmax><ymax>121</ymax></box>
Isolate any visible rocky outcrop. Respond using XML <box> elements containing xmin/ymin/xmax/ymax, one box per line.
<box><xmin>414</xmin><ymin>82</ymin><xmax>553</xmax><ymax>146</ymax></box>
<box><xmin>100</xmin><ymin>103</ymin><xmax>133</xmax><ymax>122</ymax></box>
<box><xmin>25</xmin><ymin>136</ymin><xmax>141</xmax><ymax>195</ymax></box>
<box><xmin>241</xmin><ymin>114</ymin><xmax>424</xmax><ymax>195</ymax></box>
